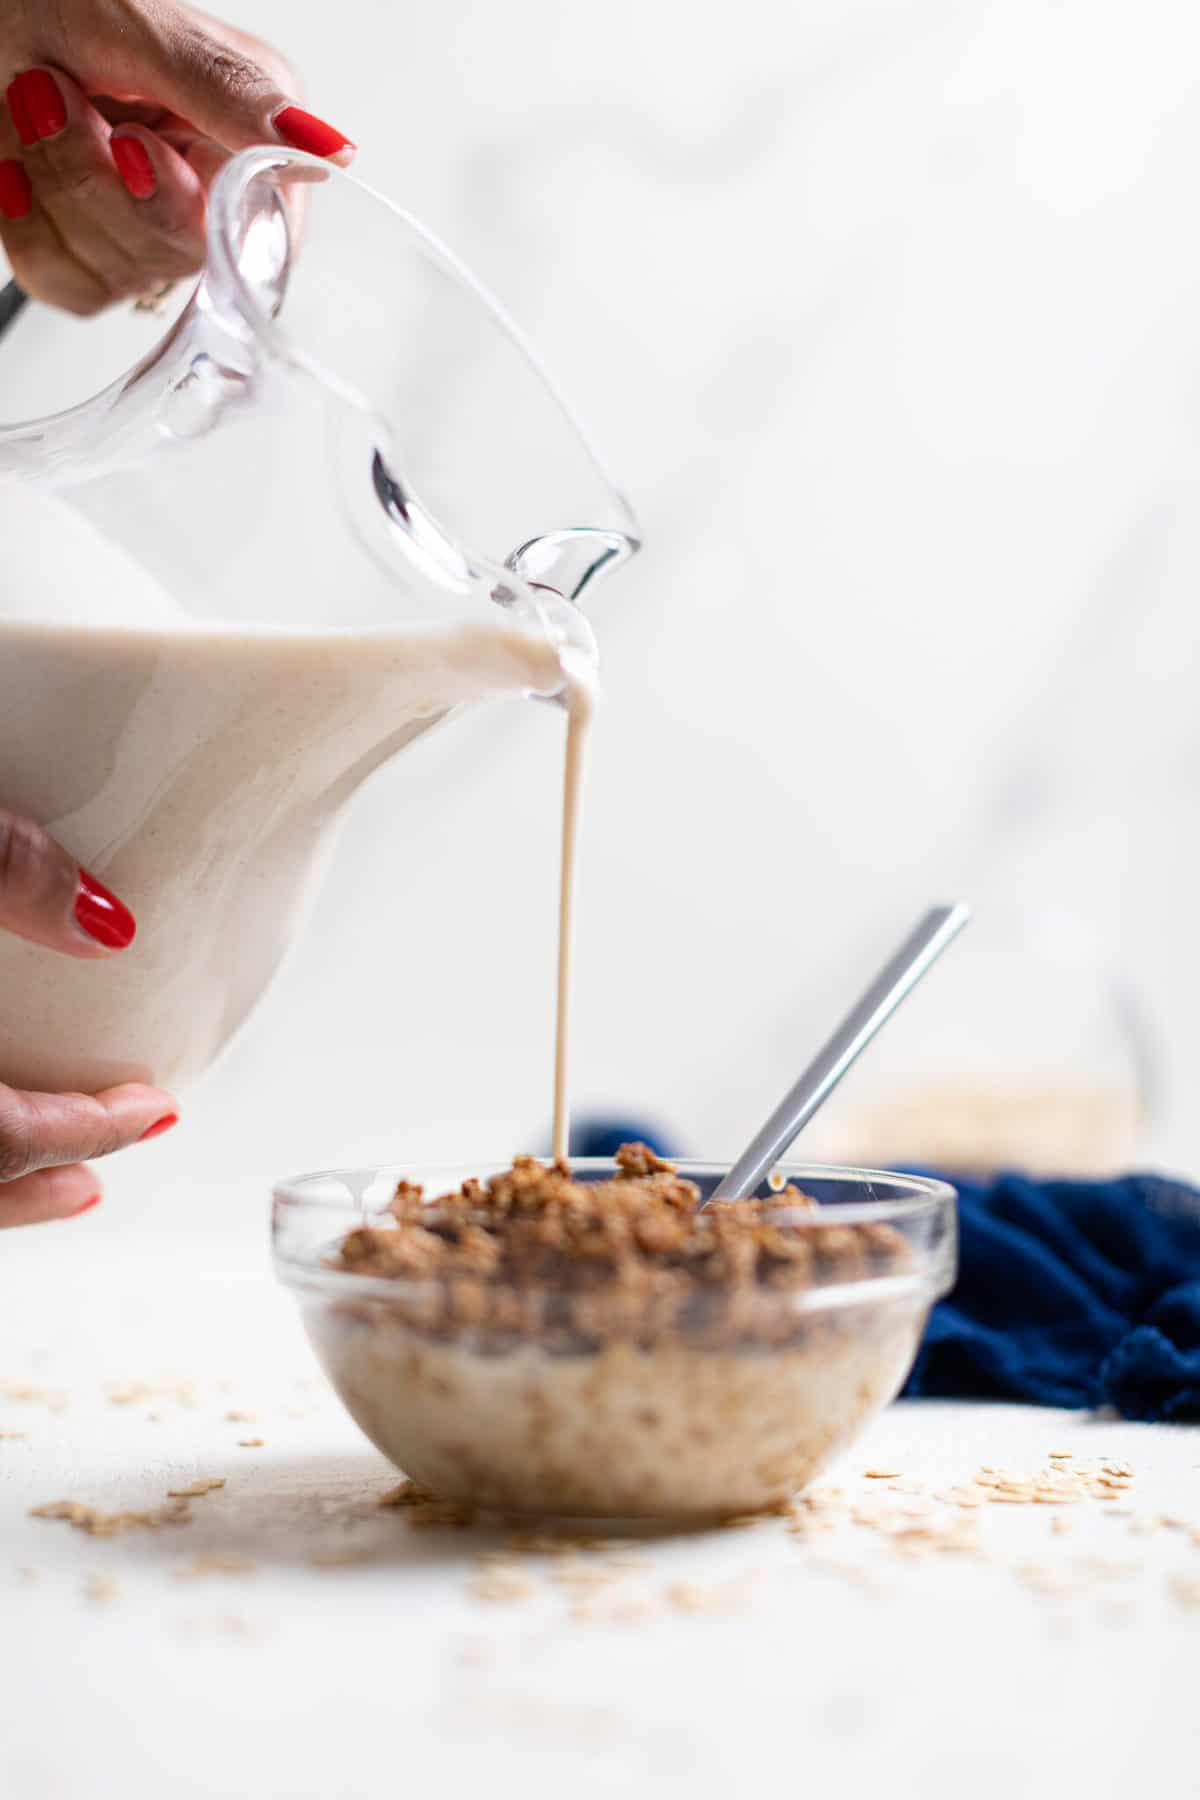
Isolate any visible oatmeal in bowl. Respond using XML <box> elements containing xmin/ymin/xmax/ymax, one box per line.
<box><xmin>271</xmin><ymin>1147</ymin><xmax>956</xmax><ymax>1520</ymax></box>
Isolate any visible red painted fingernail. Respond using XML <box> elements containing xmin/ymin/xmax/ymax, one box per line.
<box><xmin>67</xmin><ymin>1194</ymin><xmax>102</xmax><ymax>1219</ymax></box>
<box><xmin>272</xmin><ymin>105</ymin><xmax>354</xmax><ymax>159</ymax></box>
<box><xmin>5</xmin><ymin>78</ymin><xmax>35</xmax><ymax>147</ymax></box>
<box><xmin>0</xmin><ymin>159</ymin><xmax>31</xmax><ymax>220</ymax></box>
<box><xmin>74</xmin><ymin>870</ymin><xmax>137</xmax><ymax>951</ymax></box>
<box><xmin>111</xmin><ymin>135</ymin><xmax>156</xmax><ymax>200</ymax></box>
<box><xmin>138</xmin><ymin>1113</ymin><xmax>179</xmax><ymax>1144</ymax></box>
<box><xmin>8</xmin><ymin>70</ymin><xmax>67</xmax><ymax>143</ymax></box>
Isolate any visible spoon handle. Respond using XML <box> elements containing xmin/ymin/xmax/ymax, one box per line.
<box><xmin>707</xmin><ymin>903</ymin><xmax>970</xmax><ymax>1204</ymax></box>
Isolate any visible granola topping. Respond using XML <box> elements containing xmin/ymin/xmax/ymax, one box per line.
<box><xmin>331</xmin><ymin>1146</ymin><xmax>910</xmax><ymax>1353</ymax></box>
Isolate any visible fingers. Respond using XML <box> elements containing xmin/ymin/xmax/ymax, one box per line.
<box><xmin>0</xmin><ymin>88</ymin><xmax>105</xmax><ymax>314</ymax></box>
<box><xmin>0</xmin><ymin>1164</ymin><xmax>101</xmax><ymax>1229</ymax></box>
<box><xmin>0</xmin><ymin>809</ymin><xmax>137</xmax><ymax>957</ymax></box>
<box><xmin>109</xmin><ymin>122</ymin><xmax>206</xmax><ymax>246</ymax></box>
<box><xmin>107</xmin><ymin>6</ymin><xmax>354</xmax><ymax>165</ymax></box>
<box><xmin>156</xmin><ymin>124</ymin><xmax>230</xmax><ymax>194</ymax></box>
<box><xmin>0</xmin><ymin>1081</ymin><xmax>178</xmax><ymax>1184</ymax></box>
<box><xmin>1</xmin><ymin>66</ymin><xmax>205</xmax><ymax>312</ymax></box>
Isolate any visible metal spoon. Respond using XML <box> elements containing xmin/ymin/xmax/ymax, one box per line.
<box><xmin>705</xmin><ymin>903</ymin><xmax>970</xmax><ymax>1205</ymax></box>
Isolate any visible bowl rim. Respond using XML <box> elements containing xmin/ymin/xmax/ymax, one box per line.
<box><xmin>271</xmin><ymin>1158</ymin><xmax>958</xmax><ymax>1314</ymax></box>
<box><xmin>273</xmin><ymin>1157</ymin><xmax>957</xmax><ymax>1222</ymax></box>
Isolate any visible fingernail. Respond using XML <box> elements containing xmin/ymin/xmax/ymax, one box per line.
<box><xmin>67</xmin><ymin>1194</ymin><xmax>102</xmax><ymax>1219</ymax></box>
<box><xmin>5</xmin><ymin>77</ymin><xmax>35</xmax><ymax>146</ymax></box>
<box><xmin>272</xmin><ymin>105</ymin><xmax>354</xmax><ymax>159</ymax></box>
<box><xmin>0</xmin><ymin>159</ymin><xmax>31</xmax><ymax>220</ymax></box>
<box><xmin>7</xmin><ymin>70</ymin><xmax>67</xmax><ymax>144</ymax></box>
<box><xmin>110</xmin><ymin>134</ymin><xmax>157</xmax><ymax>199</ymax></box>
<box><xmin>138</xmin><ymin>1113</ymin><xmax>179</xmax><ymax>1144</ymax></box>
<box><xmin>111</xmin><ymin>135</ymin><xmax>156</xmax><ymax>200</ymax></box>
<box><xmin>74</xmin><ymin>869</ymin><xmax>137</xmax><ymax>951</ymax></box>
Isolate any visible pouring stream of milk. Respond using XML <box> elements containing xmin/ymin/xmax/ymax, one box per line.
<box><xmin>551</xmin><ymin>657</ymin><xmax>595</xmax><ymax>1163</ymax></box>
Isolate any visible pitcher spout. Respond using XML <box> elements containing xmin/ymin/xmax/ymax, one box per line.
<box><xmin>507</xmin><ymin>526</ymin><xmax>640</xmax><ymax>604</ymax></box>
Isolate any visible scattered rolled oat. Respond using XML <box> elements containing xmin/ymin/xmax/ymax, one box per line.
<box><xmin>105</xmin><ymin>1379</ymin><xmax>198</xmax><ymax>1410</ymax></box>
<box><xmin>237</xmin><ymin>1438</ymin><xmax>265</xmax><ymax>1449</ymax></box>
<box><xmin>1170</xmin><ymin>1573</ymin><xmax>1200</xmax><ymax>1610</ymax></box>
<box><xmin>800</xmin><ymin>1487</ymin><xmax>847</xmax><ymax>1512</ymax></box>
<box><xmin>665</xmin><ymin>1580</ymin><xmax>743</xmax><ymax>1615</ymax></box>
<box><xmin>900</xmin><ymin>1520</ymin><xmax>983</xmax><ymax>1556</ymax></box>
<box><xmin>1032</xmin><ymin>1474</ymin><xmax>1086</xmax><ymax>1505</ymax></box>
<box><xmin>1075</xmin><ymin>1556</ymin><xmax>1139</xmax><ymax>1582</ymax></box>
<box><xmin>31</xmin><ymin>1498</ymin><xmax>192</xmax><ymax>1537</ymax></box>
<box><xmin>165</xmin><ymin>1477</ymin><xmax>226</xmax><ymax>1499</ymax></box>
<box><xmin>0</xmin><ymin>1429</ymin><xmax>29</xmax><ymax>1440</ymax></box>
<box><xmin>470</xmin><ymin>1569</ymin><xmax>534</xmax><ymax>1604</ymax></box>
<box><xmin>550</xmin><ymin>1561</ymin><xmax>624</xmax><ymax>1591</ymax></box>
<box><xmin>864</xmin><ymin>1469</ymin><xmax>902</xmax><ymax>1480</ymax></box>
<box><xmin>787</xmin><ymin>1519</ymin><xmax>836</xmax><ymax>1543</ymax></box>
<box><xmin>599</xmin><ymin>1552</ymin><xmax>649</xmax><ymax>1574</ymax></box>
<box><xmin>1014</xmin><ymin>1561</ymin><xmax>1073</xmax><ymax>1597</ymax></box>
<box><xmin>173</xmin><ymin>1555</ymin><xmax>257</xmax><ymax>1580</ymax></box>
<box><xmin>850</xmin><ymin>1502</ymin><xmax>888</xmax><ymax>1529</ymax></box>
<box><xmin>938</xmin><ymin>1486</ymin><xmax>988</xmax><ymax>1509</ymax></box>
<box><xmin>571</xmin><ymin>1595</ymin><xmax>659</xmax><ymax>1626</ymax></box>
<box><xmin>0</xmin><ymin>1382</ymin><xmax>67</xmax><ymax>1413</ymax></box>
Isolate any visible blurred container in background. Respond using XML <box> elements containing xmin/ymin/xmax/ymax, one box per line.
<box><xmin>805</xmin><ymin>905</ymin><xmax>1154</xmax><ymax>1177</ymax></box>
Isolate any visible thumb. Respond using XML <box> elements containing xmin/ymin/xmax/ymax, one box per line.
<box><xmin>117</xmin><ymin>9</ymin><xmax>354</xmax><ymax>162</ymax></box>
<box><xmin>0</xmin><ymin>811</ymin><xmax>137</xmax><ymax>957</ymax></box>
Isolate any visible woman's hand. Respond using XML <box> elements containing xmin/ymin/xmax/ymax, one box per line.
<box><xmin>0</xmin><ymin>0</ymin><xmax>353</xmax><ymax>315</ymax></box>
<box><xmin>0</xmin><ymin>808</ymin><xmax>178</xmax><ymax>1227</ymax></box>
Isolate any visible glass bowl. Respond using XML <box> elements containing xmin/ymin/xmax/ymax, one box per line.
<box><xmin>272</xmin><ymin>1159</ymin><xmax>957</xmax><ymax>1520</ymax></box>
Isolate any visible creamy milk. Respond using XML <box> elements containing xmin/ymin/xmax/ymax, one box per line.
<box><xmin>0</xmin><ymin>615</ymin><xmax>567</xmax><ymax>1095</ymax></box>
<box><xmin>1</xmin><ymin>479</ymin><xmax>595</xmax><ymax>1149</ymax></box>
<box><xmin>551</xmin><ymin>659</ymin><xmax>595</xmax><ymax>1161</ymax></box>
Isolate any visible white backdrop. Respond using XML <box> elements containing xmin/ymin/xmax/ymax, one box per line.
<box><xmin>6</xmin><ymin>0</ymin><xmax>1200</xmax><ymax>1238</ymax></box>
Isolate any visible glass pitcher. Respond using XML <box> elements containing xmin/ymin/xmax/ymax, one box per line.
<box><xmin>0</xmin><ymin>147</ymin><xmax>639</xmax><ymax>1096</ymax></box>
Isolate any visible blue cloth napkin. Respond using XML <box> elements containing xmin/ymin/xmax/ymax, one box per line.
<box><xmin>568</xmin><ymin>1119</ymin><xmax>1200</xmax><ymax>1422</ymax></box>
<box><xmin>902</xmin><ymin>1170</ymin><xmax>1200</xmax><ymax>1422</ymax></box>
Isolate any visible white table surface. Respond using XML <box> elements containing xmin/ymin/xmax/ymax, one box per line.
<box><xmin>1</xmin><ymin>1222</ymin><xmax>1196</xmax><ymax>1800</ymax></box>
